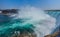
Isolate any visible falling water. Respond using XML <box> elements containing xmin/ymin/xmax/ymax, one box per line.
<box><xmin>0</xmin><ymin>6</ymin><xmax>56</xmax><ymax>37</ymax></box>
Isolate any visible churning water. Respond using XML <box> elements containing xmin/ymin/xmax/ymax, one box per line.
<box><xmin>0</xmin><ymin>6</ymin><xmax>56</xmax><ymax>37</ymax></box>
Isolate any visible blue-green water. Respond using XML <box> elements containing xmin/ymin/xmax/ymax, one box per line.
<box><xmin>46</xmin><ymin>11</ymin><xmax>60</xmax><ymax>35</ymax></box>
<box><xmin>0</xmin><ymin>19</ymin><xmax>34</xmax><ymax>37</ymax></box>
<box><xmin>0</xmin><ymin>8</ymin><xmax>60</xmax><ymax>37</ymax></box>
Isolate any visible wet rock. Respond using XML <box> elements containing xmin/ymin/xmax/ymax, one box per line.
<box><xmin>44</xmin><ymin>31</ymin><xmax>60</xmax><ymax>37</ymax></box>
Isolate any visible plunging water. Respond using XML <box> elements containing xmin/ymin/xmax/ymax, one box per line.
<box><xmin>0</xmin><ymin>6</ymin><xmax>56</xmax><ymax>37</ymax></box>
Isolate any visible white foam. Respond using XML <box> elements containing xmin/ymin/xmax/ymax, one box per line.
<box><xmin>15</xmin><ymin>6</ymin><xmax>56</xmax><ymax>37</ymax></box>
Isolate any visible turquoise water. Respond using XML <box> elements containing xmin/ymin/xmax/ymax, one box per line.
<box><xmin>0</xmin><ymin>18</ymin><xmax>35</xmax><ymax>37</ymax></box>
<box><xmin>46</xmin><ymin>11</ymin><xmax>60</xmax><ymax>34</ymax></box>
<box><xmin>0</xmin><ymin>9</ymin><xmax>59</xmax><ymax>37</ymax></box>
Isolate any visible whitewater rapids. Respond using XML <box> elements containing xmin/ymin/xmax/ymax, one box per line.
<box><xmin>0</xmin><ymin>6</ymin><xmax>56</xmax><ymax>37</ymax></box>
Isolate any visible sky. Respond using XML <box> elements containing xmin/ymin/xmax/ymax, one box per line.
<box><xmin>0</xmin><ymin>0</ymin><xmax>60</xmax><ymax>10</ymax></box>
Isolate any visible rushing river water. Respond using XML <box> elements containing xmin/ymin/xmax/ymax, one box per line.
<box><xmin>0</xmin><ymin>6</ymin><xmax>57</xmax><ymax>37</ymax></box>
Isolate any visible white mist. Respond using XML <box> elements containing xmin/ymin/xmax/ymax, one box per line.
<box><xmin>15</xmin><ymin>6</ymin><xmax>56</xmax><ymax>37</ymax></box>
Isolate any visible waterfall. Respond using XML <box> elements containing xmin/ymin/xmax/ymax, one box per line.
<box><xmin>0</xmin><ymin>6</ymin><xmax>56</xmax><ymax>37</ymax></box>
